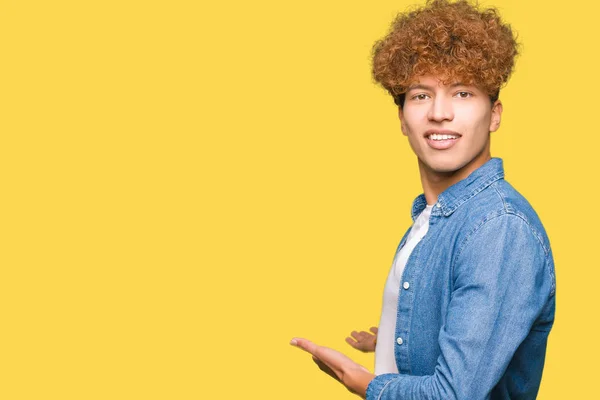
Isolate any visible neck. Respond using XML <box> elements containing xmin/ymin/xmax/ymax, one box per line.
<box><xmin>419</xmin><ymin>147</ymin><xmax>492</xmax><ymax>206</ymax></box>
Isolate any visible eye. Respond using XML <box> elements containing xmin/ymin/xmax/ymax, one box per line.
<box><xmin>454</xmin><ymin>91</ymin><xmax>472</xmax><ymax>98</ymax></box>
<box><xmin>411</xmin><ymin>93</ymin><xmax>430</xmax><ymax>101</ymax></box>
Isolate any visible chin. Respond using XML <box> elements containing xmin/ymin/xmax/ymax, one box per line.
<box><xmin>425</xmin><ymin>159</ymin><xmax>465</xmax><ymax>174</ymax></box>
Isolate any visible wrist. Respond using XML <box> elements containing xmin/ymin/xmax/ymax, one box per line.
<box><xmin>343</xmin><ymin>365</ymin><xmax>375</xmax><ymax>398</ymax></box>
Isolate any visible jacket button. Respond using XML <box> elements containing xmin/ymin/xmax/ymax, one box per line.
<box><xmin>403</xmin><ymin>282</ymin><xmax>410</xmax><ymax>290</ymax></box>
<box><xmin>396</xmin><ymin>337</ymin><xmax>403</xmax><ymax>345</ymax></box>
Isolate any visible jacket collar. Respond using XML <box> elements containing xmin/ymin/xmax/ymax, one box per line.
<box><xmin>410</xmin><ymin>157</ymin><xmax>505</xmax><ymax>221</ymax></box>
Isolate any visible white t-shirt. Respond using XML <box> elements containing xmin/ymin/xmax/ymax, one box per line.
<box><xmin>374</xmin><ymin>204</ymin><xmax>434</xmax><ymax>375</ymax></box>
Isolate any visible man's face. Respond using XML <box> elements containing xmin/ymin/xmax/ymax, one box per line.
<box><xmin>399</xmin><ymin>75</ymin><xmax>502</xmax><ymax>177</ymax></box>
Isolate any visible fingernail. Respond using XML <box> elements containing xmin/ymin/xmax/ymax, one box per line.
<box><xmin>290</xmin><ymin>338</ymin><xmax>298</xmax><ymax>346</ymax></box>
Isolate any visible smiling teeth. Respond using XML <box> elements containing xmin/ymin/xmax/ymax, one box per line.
<box><xmin>429</xmin><ymin>134</ymin><xmax>459</xmax><ymax>141</ymax></box>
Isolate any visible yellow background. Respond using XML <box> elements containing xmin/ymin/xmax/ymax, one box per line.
<box><xmin>0</xmin><ymin>0</ymin><xmax>595</xmax><ymax>398</ymax></box>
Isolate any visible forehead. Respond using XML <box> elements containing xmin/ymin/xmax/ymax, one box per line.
<box><xmin>406</xmin><ymin>75</ymin><xmax>483</xmax><ymax>92</ymax></box>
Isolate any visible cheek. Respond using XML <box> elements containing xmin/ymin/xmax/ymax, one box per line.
<box><xmin>477</xmin><ymin>114</ymin><xmax>493</xmax><ymax>136</ymax></box>
<box><xmin>402</xmin><ymin>121</ymin><xmax>421</xmax><ymax>148</ymax></box>
<box><xmin>401</xmin><ymin>110</ymin><xmax>424</xmax><ymax>135</ymax></box>
<box><xmin>401</xmin><ymin>120</ymin><xmax>411</xmax><ymax>136</ymax></box>
<box><xmin>400</xmin><ymin>115</ymin><xmax>413</xmax><ymax>136</ymax></box>
<box><xmin>458</xmin><ymin>107</ymin><xmax>492</xmax><ymax>137</ymax></box>
<box><xmin>400</xmin><ymin>120</ymin><xmax>422</xmax><ymax>152</ymax></box>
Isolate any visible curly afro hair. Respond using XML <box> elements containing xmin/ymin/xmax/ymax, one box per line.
<box><xmin>372</xmin><ymin>0</ymin><xmax>519</xmax><ymax>106</ymax></box>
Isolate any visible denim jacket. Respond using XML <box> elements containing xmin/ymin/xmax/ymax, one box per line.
<box><xmin>366</xmin><ymin>157</ymin><xmax>556</xmax><ymax>400</ymax></box>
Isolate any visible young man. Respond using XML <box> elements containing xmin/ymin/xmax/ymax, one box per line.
<box><xmin>290</xmin><ymin>1</ymin><xmax>556</xmax><ymax>399</ymax></box>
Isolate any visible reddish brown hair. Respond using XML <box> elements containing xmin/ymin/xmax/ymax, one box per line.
<box><xmin>372</xmin><ymin>0</ymin><xmax>519</xmax><ymax>106</ymax></box>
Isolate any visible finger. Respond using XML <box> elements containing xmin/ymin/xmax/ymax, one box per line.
<box><xmin>350</xmin><ymin>331</ymin><xmax>361</xmax><ymax>340</ymax></box>
<box><xmin>290</xmin><ymin>337</ymin><xmax>320</xmax><ymax>356</ymax></box>
<box><xmin>294</xmin><ymin>338</ymin><xmax>356</xmax><ymax>369</ymax></box>
<box><xmin>345</xmin><ymin>337</ymin><xmax>361</xmax><ymax>349</ymax></box>
<box><xmin>370</xmin><ymin>327</ymin><xmax>378</xmax><ymax>334</ymax></box>
<box><xmin>347</xmin><ymin>338</ymin><xmax>368</xmax><ymax>352</ymax></box>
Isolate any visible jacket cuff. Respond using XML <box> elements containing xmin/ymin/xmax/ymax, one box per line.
<box><xmin>366</xmin><ymin>373</ymin><xmax>398</xmax><ymax>400</ymax></box>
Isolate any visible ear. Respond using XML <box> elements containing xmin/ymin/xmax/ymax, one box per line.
<box><xmin>489</xmin><ymin>100</ymin><xmax>503</xmax><ymax>133</ymax></box>
<box><xmin>398</xmin><ymin>107</ymin><xmax>408</xmax><ymax>136</ymax></box>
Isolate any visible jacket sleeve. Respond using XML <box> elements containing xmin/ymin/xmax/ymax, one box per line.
<box><xmin>366</xmin><ymin>213</ymin><xmax>555</xmax><ymax>400</ymax></box>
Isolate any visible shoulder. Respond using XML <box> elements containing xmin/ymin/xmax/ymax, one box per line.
<box><xmin>488</xmin><ymin>179</ymin><xmax>551</xmax><ymax>255</ymax></box>
<box><xmin>451</xmin><ymin>179</ymin><xmax>556</xmax><ymax>294</ymax></box>
<box><xmin>454</xmin><ymin>179</ymin><xmax>551</xmax><ymax>257</ymax></box>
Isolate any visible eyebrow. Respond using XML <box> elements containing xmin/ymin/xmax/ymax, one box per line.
<box><xmin>407</xmin><ymin>82</ymin><xmax>468</xmax><ymax>91</ymax></box>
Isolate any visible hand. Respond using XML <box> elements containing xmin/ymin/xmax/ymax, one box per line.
<box><xmin>290</xmin><ymin>337</ymin><xmax>375</xmax><ymax>398</ymax></box>
<box><xmin>346</xmin><ymin>327</ymin><xmax>378</xmax><ymax>353</ymax></box>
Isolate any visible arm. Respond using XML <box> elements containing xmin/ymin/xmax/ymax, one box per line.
<box><xmin>366</xmin><ymin>214</ymin><xmax>554</xmax><ymax>400</ymax></box>
<box><xmin>290</xmin><ymin>337</ymin><xmax>375</xmax><ymax>398</ymax></box>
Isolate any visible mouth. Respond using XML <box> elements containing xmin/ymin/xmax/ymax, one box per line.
<box><xmin>424</xmin><ymin>130</ymin><xmax>462</xmax><ymax>150</ymax></box>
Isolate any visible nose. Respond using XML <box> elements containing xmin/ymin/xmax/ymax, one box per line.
<box><xmin>427</xmin><ymin>95</ymin><xmax>454</xmax><ymax>122</ymax></box>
